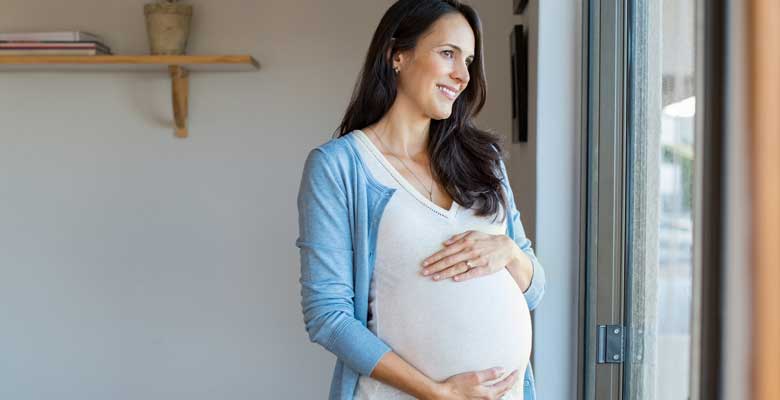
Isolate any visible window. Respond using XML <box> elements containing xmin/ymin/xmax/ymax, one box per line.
<box><xmin>625</xmin><ymin>0</ymin><xmax>696</xmax><ymax>398</ymax></box>
<box><xmin>580</xmin><ymin>0</ymin><xmax>719</xmax><ymax>398</ymax></box>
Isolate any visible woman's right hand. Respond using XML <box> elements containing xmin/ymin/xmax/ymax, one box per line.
<box><xmin>430</xmin><ymin>367</ymin><xmax>520</xmax><ymax>400</ymax></box>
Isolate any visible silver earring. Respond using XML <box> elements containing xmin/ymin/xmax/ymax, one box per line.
<box><xmin>393</xmin><ymin>66</ymin><xmax>400</xmax><ymax>74</ymax></box>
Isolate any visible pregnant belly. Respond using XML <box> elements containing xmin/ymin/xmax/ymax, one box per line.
<box><xmin>373</xmin><ymin>268</ymin><xmax>532</xmax><ymax>382</ymax></box>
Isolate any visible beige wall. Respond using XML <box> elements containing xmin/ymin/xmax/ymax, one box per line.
<box><xmin>0</xmin><ymin>1</ymin><xmax>579</xmax><ymax>399</ymax></box>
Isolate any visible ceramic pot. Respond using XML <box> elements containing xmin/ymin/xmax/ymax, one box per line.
<box><xmin>144</xmin><ymin>1</ymin><xmax>193</xmax><ymax>55</ymax></box>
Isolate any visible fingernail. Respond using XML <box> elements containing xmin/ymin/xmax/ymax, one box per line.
<box><xmin>422</xmin><ymin>260</ymin><xmax>429</xmax><ymax>266</ymax></box>
<box><xmin>422</xmin><ymin>269</ymin><xmax>429</xmax><ymax>276</ymax></box>
<box><xmin>433</xmin><ymin>275</ymin><xmax>439</xmax><ymax>280</ymax></box>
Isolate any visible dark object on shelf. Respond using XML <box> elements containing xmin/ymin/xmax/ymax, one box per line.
<box><xmin>510</xmin><ymin>24</ymin><xmax>528</xmax><ymax>143</ymax></box>
<box><xmin>513</xmin><ymin>0</ymin><xmax>529</xmax><ymax>14</ymax></box>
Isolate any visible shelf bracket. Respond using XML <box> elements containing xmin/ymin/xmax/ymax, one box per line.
<box><xmin>169</xmin><ymin>65</ymin><xmax>189</xmax><ymax>138</ymax></box>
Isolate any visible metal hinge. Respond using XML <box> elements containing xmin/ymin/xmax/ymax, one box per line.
<box><xmin>597</xmin><ymin>325</ymin><xmax>625</xmax><ymax>364</ymax></box>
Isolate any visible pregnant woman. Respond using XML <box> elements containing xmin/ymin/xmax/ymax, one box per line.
<box><xmin>295</xmin><ymin>1</ymin><xmax>546</xmax><ymax>399</ymax></box>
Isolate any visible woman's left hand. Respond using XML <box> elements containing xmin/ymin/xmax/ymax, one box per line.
<box><xmin>421</xmin><ymin>230</ymin><xmax>522</xmax><ymax>282</ymax></box>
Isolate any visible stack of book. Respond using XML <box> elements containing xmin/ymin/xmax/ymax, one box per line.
<box><xmin>0</xmin><ymin>31</ymin><xmax>113</xmax><ymax>56</ymax></box>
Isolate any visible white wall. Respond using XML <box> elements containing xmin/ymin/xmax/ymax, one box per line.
<box><xmin>506</xmin><ymin>1</ymin><xmax>582</xmax><ymax>400</ymax></box>
<box><xmin>0</xmin><ymin>1</ymin><xmax>580</xmax><ymax>399</ymax></box>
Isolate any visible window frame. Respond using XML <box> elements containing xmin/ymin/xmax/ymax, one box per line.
<box><xmin>580</xmin><ymin>0</ymin><xmax>629</xmax><ymax>399</ymax></box>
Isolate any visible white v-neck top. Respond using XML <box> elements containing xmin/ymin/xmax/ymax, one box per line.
<box><xmin>352</xmin><ymin>130</ymin><xmax>531</xmax><ymax>400</ymax></box>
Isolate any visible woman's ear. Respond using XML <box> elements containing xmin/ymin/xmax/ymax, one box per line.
<box><xmin>386</xmin><ymin>39</ymin><xmax>397</xmax><ymax>67</ymax></box>
<box><xmin>386</xmin><ymin>38</ymin><xmax>408</xmax><ymax>72</ymax></box>
<box><xmin>389</xmin><ymin>51</ymin><xmax>406</xmax><ymax>73</ymax></box>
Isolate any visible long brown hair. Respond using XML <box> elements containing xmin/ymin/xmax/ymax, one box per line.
<box><xmin>336</xmin><ymin>0</ymin><xmax>508</xmax><ymax>221</ymax></box>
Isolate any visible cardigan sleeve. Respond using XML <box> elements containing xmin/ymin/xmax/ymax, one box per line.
<box><xmin>295</xmin><ymin>148</ymin><xmax>391</xmax><ymax>376</ymax></box>
<box><xmin>497</xmin><ymin>157</ymin><xmax>547</xmax><ymax>311</ymax></box>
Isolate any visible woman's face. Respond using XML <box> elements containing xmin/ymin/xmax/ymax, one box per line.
<box><xmin>393</xmin><ymin>13</ymin><xmax>476</xmax><ymax>120</ymax></box>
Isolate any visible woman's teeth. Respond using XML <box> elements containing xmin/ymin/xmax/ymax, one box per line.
<box><xmin>437</xmin><ymin>85</ymin><xmax>457</xmax><ymax>99</ymax></box>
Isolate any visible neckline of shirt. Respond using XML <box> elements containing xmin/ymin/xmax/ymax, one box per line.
<box><xmin>354</xmin><ymin>129</ymin><xmax>459</xmax><ymax>220</ymax></box>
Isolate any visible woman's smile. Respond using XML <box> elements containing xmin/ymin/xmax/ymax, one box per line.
<box><xmin>436</xmin><ymin>84</ymin><xmax>459</xmax><ymax>101</ymax></box>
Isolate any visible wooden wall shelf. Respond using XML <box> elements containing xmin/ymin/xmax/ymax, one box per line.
<box><xmin>0</xmin><ymin>55</ymin><xmax>261</xmax><ymax>137</ymax></box>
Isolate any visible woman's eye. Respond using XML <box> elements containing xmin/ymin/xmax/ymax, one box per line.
<box><xmin>442</xmin><ymin>50</ymin><xmax>472</xmax><ymax>67</ymax></box>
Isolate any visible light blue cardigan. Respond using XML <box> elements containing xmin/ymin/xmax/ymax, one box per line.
<box><xmin>296</xmin><ymin>131</ymin><xmax>546</xmax><ymax>400</ymax></box>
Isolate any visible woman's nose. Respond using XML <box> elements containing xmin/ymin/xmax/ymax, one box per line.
<box><xmin>452</xmin><ymin>63</ymin><xmax>470</xmax><ymax>86</ymax></box>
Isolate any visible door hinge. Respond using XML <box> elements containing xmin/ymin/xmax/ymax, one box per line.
<box><xmin>597</xmin><ymin>325</ymin><xmax>625</xmax><ymax>364</ymax></box>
